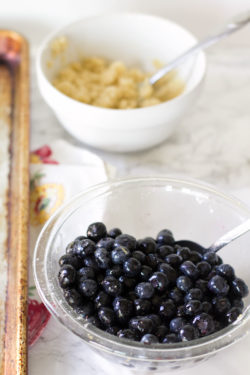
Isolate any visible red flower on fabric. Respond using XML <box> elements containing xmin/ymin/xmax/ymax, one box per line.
<box><xmin>28</xmin><ymin>299</ymin><xmax>51</xmax><ymax>346</ymax></box>
<box><xmin>31</xmin><ymin>145</ymin><xmax>59</xmax><ymax>164</ymax></box>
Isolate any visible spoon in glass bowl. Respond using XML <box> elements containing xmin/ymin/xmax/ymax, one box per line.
<box><xmin>149</xmin><ymin>10</ymin><xmax>250</xmax><ymax>85</ymax></box>
<box><xmin>175</xmin><ymin>218</ymin><xmax>250</xmax><ymax>254</ymax></box>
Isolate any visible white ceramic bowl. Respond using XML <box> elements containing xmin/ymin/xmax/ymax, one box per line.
<box><xmin>36</xmin><ymin>13</ymin><xmax>206</xmax><ymax>152</ymax></box>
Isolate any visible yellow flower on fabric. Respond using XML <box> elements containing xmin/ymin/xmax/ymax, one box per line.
<box><xmin>30</xmin><ymin>183</ymin><xmax>64</xmax><ymax>226</ymax></box>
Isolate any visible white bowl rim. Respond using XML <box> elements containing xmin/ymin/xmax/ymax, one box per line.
<box><xmin>36</xmin><ymin>12</ymin><xmax>207</xmax><ymax>115</ymax></box>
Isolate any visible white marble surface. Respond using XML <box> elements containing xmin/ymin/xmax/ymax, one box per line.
<box><xmin>1</xmin><ymin>0</ymin><xmax>250</xmax><ymax>374</ymax></box>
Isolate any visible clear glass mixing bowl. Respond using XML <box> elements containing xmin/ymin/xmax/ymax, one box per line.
<box><xmin>33</xmin><ymin>177</ymin><xmax>250</xmax><ymax>373</ymax></box>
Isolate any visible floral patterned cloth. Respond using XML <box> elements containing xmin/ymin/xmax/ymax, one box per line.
<box><xmin>28</xmin><ymin>140</ymin><xmax>111</xmax><ymax>346</ymax></box>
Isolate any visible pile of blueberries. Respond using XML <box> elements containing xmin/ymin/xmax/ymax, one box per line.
<box><xmin>58</xmin><ymin>222</ymin><xmax>249</xmax><ymax>345</ymax></box>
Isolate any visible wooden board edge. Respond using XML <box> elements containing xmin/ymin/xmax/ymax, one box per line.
<box><xmin>2</xmin><ymin>32</ymin><xmax>30</xmax><ymax>375</ymax></box>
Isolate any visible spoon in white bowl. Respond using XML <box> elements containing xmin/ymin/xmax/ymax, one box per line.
<box><xmin>175</xmin><ymin>218</ymin><xmax>250</xmax><ymax>254</ymax></box>
<box><xmin>150</xmin><ymin>10</ymin><xmax>250</xmax><ymax>85</ymax></box>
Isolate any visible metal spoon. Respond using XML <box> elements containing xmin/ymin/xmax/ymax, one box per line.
<box><xmin>175</xmin><ymin>218</ymin><xmax>250</xmax><ymax>254</ymax></box>
<box><xmin>150</xmin><ymin>10</ymin><xmax>250</xmax><ymax>85</ymax></box>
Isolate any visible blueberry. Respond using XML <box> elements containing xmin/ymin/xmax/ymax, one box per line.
<box><xmin>156</xmin><ymin>229</ymin><xmax>175</xmax><ymax>246</ymax></box>
<box><xmin>149</xmin><ymin>272</ymin><xmax>169</xmax><ymax>292</ymax></box>
<box><xmin>59</xmin><ymin>254</ymin><xmax>83</xmax><ymax>270</ymax></box>
<box><xmin>140</xmin><ymin>265</ymin><xmax>153</xmax><ymax>281</ymax></box>
<box><xmin>123</xmin><ymin>258</ymin><xmax>141</xmax><ymax>277</ymax></box>
<box><xmin>208</xmin><ymin>275</ymin><xmax>229</xmax><ymax>296</ymax></box>
<box><xmin>66</xmin><ymin>241</ymin><xmax>76</xmax><ymax>254</ymax></box>
<box><xmin>151</xmin><ymin>295</ymin><xmax>164</xmax><ymax>312</ymax></box>
<box><xmin>137</xmin><ymin>237</ymin><xmax>156</xmax><ymax>254</ymax></box>
<box><xmin>162</xmin><ymin>333</ymin><xmax>179</xmax><ymax>343</ymax></box>
<box><xmin>83</xmin><ymin>256</ymin><xmax>99</xmax><ymax>270</ymax></box>
<box><xmin>176</xmin><ymin>305</ymin><xmax>186</xmax><ymax>317</ymax></box>
<box><xmin>184</xmin><ymin>288</ymin><xmax>203</xmax><ymax>302</ymax></box>
<box><xmin>98</xmin><ymin>307</ymin><xmax>115</xmax><ymax>327</ymax></box>
<box><xmin>135</xmin><ymin>282</ymin><xmax>154</xmax><ymax>299</ymax></box>
<box><xmin>147</xmin><ymin>314</ymin><xmax>162</xmax><ymax>328</ymax></box>
<box><xmin>165</xmin><ymin>254</ymin><xmax>182</xmax><ymax>268</ymax></box>
<box><xmin>108</xmin><ymin>227</ymin><xmax>122</xmax><ymax>238</ymax></box>
<box><xmin>185</xmin><ymin>300</ymin><xmax>202</xmax><ymax>316</ymax></box>
<box><xmin>179</xmin><ymin>325</ymin><xmax>199</xmax><ymax>341</ymax></box>
<box><xmin>212</xmin><ymin>297</ymin><xmax>231</xmax><ymax>315</ymax></box>
<box><xmin>176</xmin><ymin>276</ymin><xmax>193</xmax><ymax>292</ymax></box>
<box><xmin>159</xmin><ymin>299</ymin><xmax>176</xmax><ymax>320</ymax></box>
<box><xmin>157</xmin><ymin>245</ymin><xmax>175</xmax><ymax>258</ymax></box>
<box><xmin>216</xmin><ymin>264</ymin><xmax>235</xmax><ymax>281</ymax></box>
<box><xmin>158</xmin><ymin>263</ymin><xmax>177</xmax><ymax>284</ymax></box>
<box><xmin>232</xmin><ymin>299</ymin><xmax>244</xmax><ymax>310</ymax></box>
<box><xmin>189</xmin><ymin>251</ymin><xmax>202</xmax><ymax>264</ymax></box>
<box><xmin>63</xmin><ymin>288</ymin><xmax>82</xmax><ymax>307</ymax></box>
<box><xmin>133</xmin><ymin>250</ymin><xmax>146</xmax><ymax>264</ymax></box>
<box><xmin>113</xmin><ymin>297</ymin><xmax>134</xmax><ymax>323</ymax></box>
<box><xmin>154</xmin><ymin>325</ymin><xmax>169</xmax><ymax>341</ymax></box>
<box><xmin>225</xmin><ymin>307</ymin><xmax>242</xmax><ymax>324</ymax></box>
<box><xmin>145</xmin><ymin>254</ymin><xmax>160</xmax><ymax>269</ymax></box>
<box><xmin>74</xmin><ymin>302</ymin><xmax>94</xmax><ymax>319</ymax></box>
<box><xmin>119</xmin><ymin>275</ymin><xmax>137</xmax><ymax>289</ymax></box>
<box><xmin>129</xmin><ymin>317</ymin><xmax>153</xmax><ymax>335</ymax></box>
<box><xmin>180</xmin><ymin>261</ymin><xmax>199</xmax><ymax>280</ymax></box>
<box><xmin>73</xmin><ymin>239</ymin><xmax>96</xmax><ymax>257</ymax></box>
<box><xmin>134</xmin><ymin>299</ymin><xmax>152</xmax><ymax>315</ymax></box>
<box><xmin>96</xmin><ymin>272</ymin><xmax>105</xmax><ymax>284</ymax></box>
<box><xmin>114</xmin><ymin>234</ymin><xmax>137</xmax><ymax>251</ymax></box>
<box><xmin>94</xmin><ymin>248</ymin><xmax>111</xmax><ymax>269</ymax></box>
<box><xmin>231</xmin><ymin>278</ymin><xmax>249</xmax><ymax>298</ymax></box>
<box><xmin>195</xmin><ymin>279</ymin><xmax>208</xmax><ymax>294</ymax></box>
<box><xmin>106</xmin><ymin>265</ymin><xmax>123</xmax><ymax>278</ymax></box>
<box><xmin>58</xmin><ymin>265</ymin><xmax>76</xmax><ymax>288</ymax></box>
<box><xmin>169</xmin><ymin>288</ymin><xmax>184</xmax><ymax>305</ymax></box>
<box><xmin>196</xmin><ymin>261</ymin><xmax>211</xmax><ymax>278</ymax></box>
<box><xmin>127</xmin><ymin>291</ymin><xmax>137</xmax><ymax>302</ymax></box>
<box><xmin>74</xmin><ymin>235</ymin><xmax>87</xmax><ymax>242</ymax></box>
<box><xmin>214</xmin><ymin>320</ymin><xmax>223</xmax><ymax>331</ymax></box>
<box><xmin>102</xmin><ymin>276</ymin><xmax>122</xmax><ymax>296</ymax></box>
<box><xmin>77</xmin><ymin>266</ymin><xmax>95</xmax><ymax>281</ymax></box>
<box><xmin>94</xmin><ymin>291</ymin><xmax>111</xmax><ymax>309</ymax></box>
<box><xmin>206</xmin><ymin>269</ymin><xmax>217</xmax><ymax>281</ymax></box>
<box><xmin>202</xmin><ymin>252</ymin><xmax>219</xmax><ymax>266</ymax></box>
<box><xmin>78</xmin><ymin>279</ymin><xmax>98</xmax><ymax>297</ymax></box>
<box><xmin>111</xmin><ymin>246</ymin><xmax>130</xmax><ymax>264</ymax></box>
<box><xmin>141</xmin><ymin>334</ymin><xmax>159</xmax><ymax>344</ymax></box>
<box><xmin>117</xmin><ymin>329</ymin><xmax>137</xmax><ymax>340</ymax></box>
<box><xmin>201</xmin><ymin>301</ymin><xmax>213</xmax><ymax>314</ymax></box>
<box><xmin>106</xmin><ymin>326</ymin><xmax>120</xmax><ymax>335</ymax></box>
<box><xmin>176</xmin><ymin>247</ymin><xmax>191</xmax><ymax>261</ymax></box>
<box><xmin>192</xmin><ymin>313</ymin><xmax>215</xmax><ymax>336</ymax></box>
<box><xmin>87</xmin><ymin>222</ymin><xmax>107</xmax><ymax>242</ymax></box>
<box><xmin>96</xmin><ymin>237</ymin><xmax>115</xmax><ymax>251</ymax></box>
<box><xmin>169</xmin><ymin>317</ymin><xmax>186</xmax><ymax>333</ymax></box>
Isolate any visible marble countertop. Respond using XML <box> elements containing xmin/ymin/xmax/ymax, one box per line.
<box><xmin>1</xmin><ymin>1</ymin><xmax>250</xmax><ymax>374</ymax></box>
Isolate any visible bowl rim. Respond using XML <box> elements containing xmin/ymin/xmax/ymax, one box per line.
<box><xmin>36</xmin><ymin>11</ymin><xmax>207</xmax><ymax>116</ymax></box>
<box><xmin>33</xmin><ymin>176</ymin><xmax>250</xmax><ymax>361</ymax></box>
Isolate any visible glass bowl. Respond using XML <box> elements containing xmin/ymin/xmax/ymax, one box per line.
<box><xmin>33</xmin><ymin>177</ymin><xmax>250</xmax><ymax>373</ymax></box>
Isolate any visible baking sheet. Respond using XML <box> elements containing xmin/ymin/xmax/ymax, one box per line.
<box><xmin>0</xmin><ymin>30</ymin><xmax>29</xmax><ymax>375</ymax></box>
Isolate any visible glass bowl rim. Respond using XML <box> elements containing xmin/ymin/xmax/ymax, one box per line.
<box><xmin>33</xmin><ymin>176</ymin><xmax>250</xmax><ymax>361</ymax></box>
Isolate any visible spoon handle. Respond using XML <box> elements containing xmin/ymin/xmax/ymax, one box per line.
<box><xmin>149</xmin><ymin>11</ymin><xmax>250</xmax><ymax>85</ymax></box>
<box><xmin>208</xmin><ymin>218</ymin><xmax>250</xmax><ymax>253</ymax></box>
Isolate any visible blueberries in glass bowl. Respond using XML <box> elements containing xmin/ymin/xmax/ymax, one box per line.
<box><xmin>58</xmin><ymin>222</ymin><xmax>249</xmax><ymax>345</ymax></box>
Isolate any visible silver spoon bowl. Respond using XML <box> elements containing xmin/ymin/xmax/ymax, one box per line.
<box><xmin>175</xmin><ymin>218</ymin><xmax>250</xmax><ymax>254</ymax></box>
<box><xmin>150</xmin><ymin>10</ymin><xmax>250</xmax><ymax>85</ymax></box>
